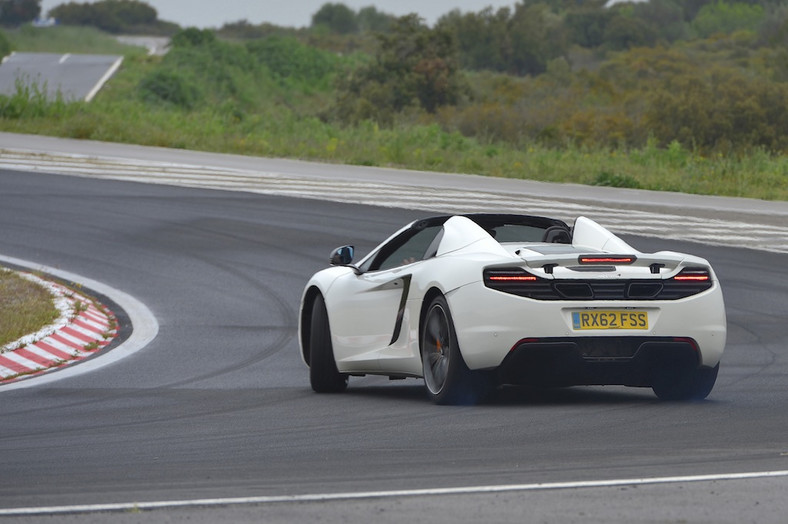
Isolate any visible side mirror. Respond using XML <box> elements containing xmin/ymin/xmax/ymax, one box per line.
<box><xmin>329</xmin><ymin>245</ymin><xmax>354</xmax><ymax>266</ymax></box>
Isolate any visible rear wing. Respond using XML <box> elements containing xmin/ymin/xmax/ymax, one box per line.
<box><xmin>516</xmin><ymin>217</ymin><xmax>712</xmax><ymax>279</ymax></box>
<box><xmin>517</xmin><ymin>250</ymin><xmax>699</xmax><ymax>278</ymax></box>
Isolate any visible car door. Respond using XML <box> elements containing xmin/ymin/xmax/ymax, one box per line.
<box><xmin>326</xmin><ymin>223</ymin><xmax>444</xmax><ymax>373</ymax></box>
<box><xmin>327</xmin><ymin>269</ymin><xmax>410</xmax><ymax>372</ymax></box>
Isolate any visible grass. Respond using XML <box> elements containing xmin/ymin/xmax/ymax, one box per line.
<box><xmin>0</xmin><ymin>269</ymin><xmax>59</xmax><ymax>349</ymax></box>
<box><xmin>5</xmin><ymin>103</ymin><xmax>786</xmax><ymax>200</ymax></box>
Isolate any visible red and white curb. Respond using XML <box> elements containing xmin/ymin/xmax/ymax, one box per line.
<box><xmin>0</xmin><ymin>272</ymin><xmax>118</xmax><ymax>383</ymax></box>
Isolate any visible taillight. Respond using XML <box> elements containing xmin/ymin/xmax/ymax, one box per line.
<box><xmin>672</xmin><ymin>268</ymin><xmax>711</xmax><ymax>282</ymax></box>
<box><xmin>487</xmin><ymin>274</ymin><xmax>538</xmax><ymax>282</ymax></box>
<box><xmin>484</xmin><ymin>268</ymin><xmax>541</xmax><ymax>286</ymax></box>
<box><xmin>484</xmin><ymin>268</ymin><xmax>554</xmax><ymax>299</ymax></box>
<box><xmin>660</xmin><ymin>267</ymin><xmax>713</xmax><ymax>298</ymax></box>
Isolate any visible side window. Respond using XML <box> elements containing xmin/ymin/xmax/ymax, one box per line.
<box><xmin>367</xmin><ymin>225</ymin><xmax>443</xmax><ymax>272</ymax></box>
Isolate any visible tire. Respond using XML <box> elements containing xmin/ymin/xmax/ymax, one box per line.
<box><xmin>309</xmin><ymin>294</ymin><xmax>348</xmax><ymax>393</ymax></box>
<box><xmin>652</xmin><ymin>363</ymin><xmax>719</xmax><ymax>401</ymax></box>
<box><xmin>421</xmin><ymin>295</ymin><xmax>490</xmax><ymax>405</ymax></box>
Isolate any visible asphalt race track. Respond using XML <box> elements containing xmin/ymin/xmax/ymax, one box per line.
<box><xmin>1</xmin><ymin>155</ymin><xmax>787</xmax><ymax>522</ymax></box>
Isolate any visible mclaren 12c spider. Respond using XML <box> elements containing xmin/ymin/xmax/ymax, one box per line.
<box><xmin>299</xmin><ymin>214</ymin><xmax>726</xmax><ymax>404</ymax></box>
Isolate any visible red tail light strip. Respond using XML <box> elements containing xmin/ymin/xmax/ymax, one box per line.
<box><xmin>672</xmin><ymin>268</ymin><xmax>711</xmax><ymax>282</ymax></box>
<box><xmin>673</xmin><ymin>275</ymin><xmax>710</xmax><ymax>281</ymax></box>
<box><xmin>488</xmin><ymin>275</ymin><xmax>538</xmax><ymax>282</ymax></box>
<box><xmin>579</xmin><ymin>256</ymin><xmax>636</xmax><ymax>264</ymax></box>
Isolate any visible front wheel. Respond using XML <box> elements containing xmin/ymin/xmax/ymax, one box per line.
<box><xmin>421</xmin><ymin>295</ymin><xmax>490</xmax><ymax>405</ymax></box>
<box><xmin>309</xmin><ymin>294</ymin><xmax>348</xmax><ymax>393</ymax></box>
<box><xmin>652</xmin><ymin>363</ymin><xmax>719</xmax><ymax>401</ymax></box>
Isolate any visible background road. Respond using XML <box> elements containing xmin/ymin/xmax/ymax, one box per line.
<box><xmin>0</xmin><ymin>151</ymin><xmax>787</xmax><ymax>522</ymax></box>
<box><xmin>0</xmin><ymin>54</ymin><xmax>123</xmax><ymax>102</ymax></box>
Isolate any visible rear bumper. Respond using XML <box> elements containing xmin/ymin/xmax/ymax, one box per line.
<box><xmin>496</xmin><ymin>336</ymin><xmax>705</xmax><ymax>387</ymax></box>
<box><xmin>447</xmin><ymin>280</ymin><xmax>726</xmax><ymax>372</ymax></box>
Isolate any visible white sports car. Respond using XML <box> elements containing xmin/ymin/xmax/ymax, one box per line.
<box><xmin>299</xmin><ymin>214</ymin><xmax>726</xmax><ymax>404</ymax></box>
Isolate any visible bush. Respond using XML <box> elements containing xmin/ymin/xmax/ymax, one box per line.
<box><xmin>152</xmin><ymin>30</ymin><xmax>265</xmax><ymax>109</ymax></box>
<box><xmin>138</xmin><ymin>70</ymin><xmax>201</xmax><ymax>108</ymax></box>
<box><xmin>0</xmin><ymin>78</ymin><xmax>69</xmax><ymax>119</ymax></box>
<box><xmin>692</xmin><ymin>1</ymin><xmax>765</xmax><ymax>38</ymax></box>
<box><xmin>591</xmin><ymin>171</ymin><xmax>642</xmax><ymax>188</ymax></box>
<box><xmin>0</xmin><ymin>29</ymin><xmax>10</xmax><ymax>57</ymax></box>
<box><xmin>246</xmin><ymin>36</ymin><xmax>339</xmax><ymax>83</ymax></box>
<box><xmin>645</xmin><ymin>66</ymin><xmax>788</xmax><ymax>153</ymax></box>
<box><xmin>134</xmin><ymin>29</ymin><xmax>341</xmax><ymax>113</ymax></box>
<box><xmin>603</xmin><ymin>15</ymin><xmax>657</xmax><ymax>50</ymax></box>
<box><xmin>170</xmin><ymin>27</ymin><xmax>216</xmax><ymax>48</ymax></box>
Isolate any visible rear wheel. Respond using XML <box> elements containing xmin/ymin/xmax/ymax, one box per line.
<box><xmin>309</xmin><ymin>294</ymin><xmax>348</xmax><ymax>393</ymax></box>
<box><xmin>421</xmin><ymin>295</ymin><xmax>489</xmax><ymax>405</ymax></box>
<box><xmin>652</xmin><ymin>363</ymin><xmax>719</xmax><ymax>401</ymax></box>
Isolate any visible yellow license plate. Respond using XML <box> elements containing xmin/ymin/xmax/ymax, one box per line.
<box><xmin>571</xmin><ymin>310</ymin><xmax>648</xmax><ymax>330</ymax></box>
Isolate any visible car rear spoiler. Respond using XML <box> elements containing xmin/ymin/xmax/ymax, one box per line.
<box><xmin>517</xmin><ymin>250</ymin><xmax>693</xmax><ymax>276</ymax></box>
<box><xmin>517</xmin><ymin>217</ymin><xmax>709</xmax><ymax>278</ymax></box>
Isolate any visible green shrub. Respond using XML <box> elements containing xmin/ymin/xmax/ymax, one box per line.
<box><xmin>692</xmin><ymin>1</ymin><xmax>765</xmax><ymax>38</ymax></box>
<box><xmin>246</xmin><ymin>36</ymin><xmax>339</xmax><ymax>84</ymax></box>
<box><xmin>144</xmin><ymin>30</ymin><xmax>269</xmax><ymax>110</ymax></box>
<box><xmin>170</xmin><ymin>27</ymin><xmax>216</xmax><ymax>48</ymax></box>
<box><xmin>138</xmin><ymin>70</ymin><xmax>201</xmax><ymax>108</ymax></box>
<box><xmin>0</xmin><ymin>29</ymin><xmax>11</xmax><ymax>57</ymax></box>
<box><xmin>645</xmin><ymin>66</ymin><xmax>788</xmax><ymax>153</ymax></box>
<box><xmin>0</xmin><ymin>78</ymin><xmax>69</xmax><ymax>119</ymax></box>
<box><xmin>591</xmin><ymin>171</ymin><xmax>642</xmax><ymax>188</ymax></box>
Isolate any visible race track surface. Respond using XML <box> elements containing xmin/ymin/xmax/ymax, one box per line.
<box><xmin>0</xmin><ymin>163</ymin><xmax>787</xmax><ymax>522</ymax></box>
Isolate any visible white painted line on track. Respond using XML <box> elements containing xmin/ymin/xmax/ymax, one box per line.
<box><xmin>2</xmin><ymin>149</ymin><xmax>788</xmax><ymax>253</ymax></box>
<box><xmin>0</xmin><ymin>255</ymin><xmax>159</xmax><ymax>391</ymax></box>
<box><xmin>1</xmin><ymin>470</ymin><xmax>787</xmax><ymax>516</ymax></box>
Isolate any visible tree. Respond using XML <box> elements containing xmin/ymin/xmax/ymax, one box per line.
<box><xmin>644</xmin><ymin>66</ymin><xmax>788</xmax><ymax>153</ymax></box>
<box><xmin>332</xmin><ymin>15</ymin><xmax>465</xmax><ymax>123</ymax></box>
<box><xmin>680</xmin><ymin>0</ymin><xmax>715</xmax><ymax>22</ymax></box>
<box><xmin>437</xmin><ymin>7</ymin><xmax>510</xmax><ymax>72</ymax></box>
<box><xmin>110</xmin><ymin>0</ymin><xmax>156</xmax><ymax>25</ymax></box>
<box><xmin>311</xmin><ymin>3</ymin><xmax>358</xmax><ymax>34</ymax></box>
<box><xmin>632</xmin><ymin>0</ymin><xmax>689</xmax><ymax>43</ymax></box>
<box><xmin>692</xmin><ymin>1</ymin><xmax>765</xmax><ymax>38</ymax></box>
<box><xmin>48</xmin><ymin>2</ymin><xmax>92</xmax><ymax>26</ymax></box>
<box><xmin>564</xmin><ymin>7</ymin><xmax>614</xmax><ymax>48</ymax></box>
<box><xmin>49</xmin><ymin>0</ymin><xmax>158</xmax><ymax>33</ymax></box>
<box><xmin>603</xmin><ymin>14</ymin><xmax>657</xmax><ymax>50</ymax></box>
<box><xmin>758</xmin><ymin>3</ymin><xmax>788</xmax><ymax>49</ymax></box>
<box><xmin>507</xmin><ymin>3</ymin><xmax>568</xmax><ymax>76</ymax></box>
<box><xmin>0</xmin><ymin>0</ymin><xmax>40</xmax><ymax>26</ymax></box>
<box><xmin>357</xmin><ymin>6</ymin><xmax>393</xmax><ymax>33</ymax></box>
